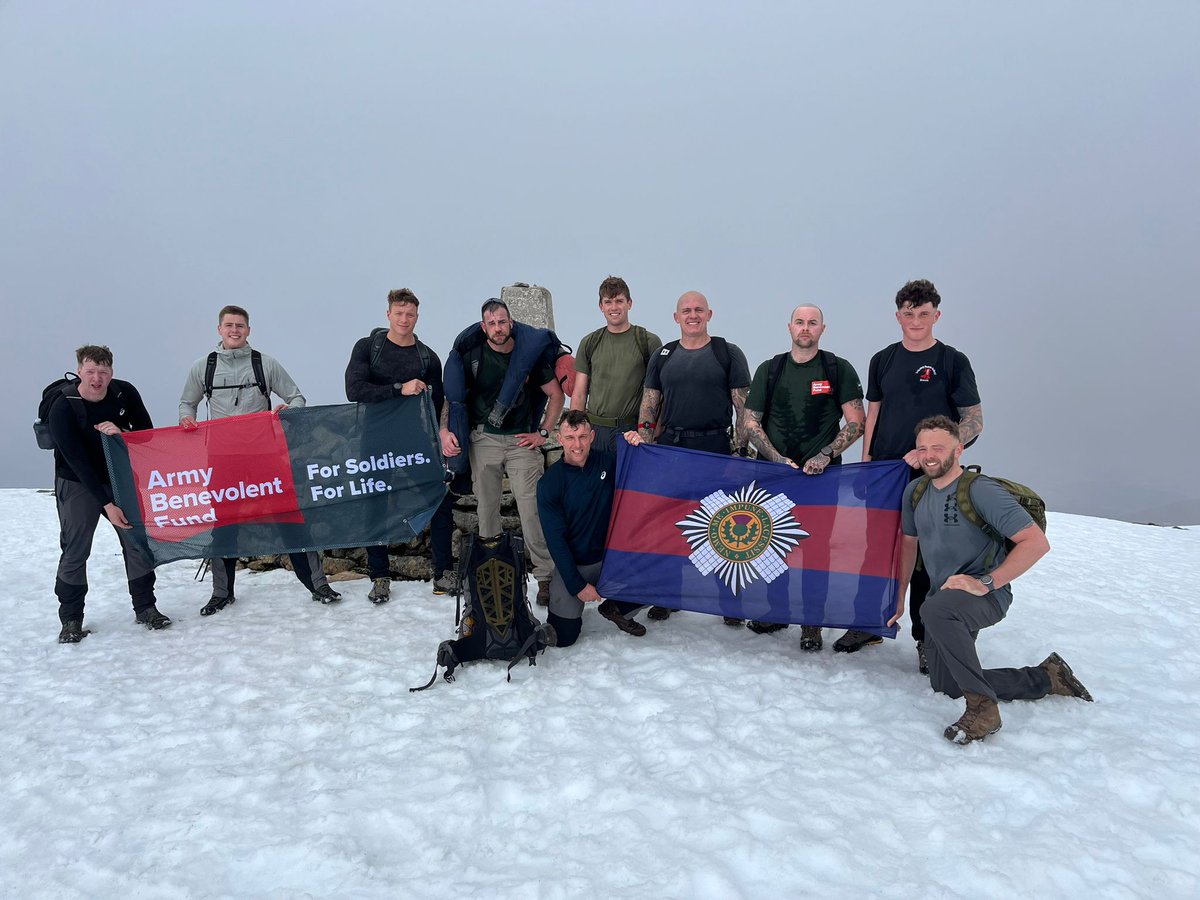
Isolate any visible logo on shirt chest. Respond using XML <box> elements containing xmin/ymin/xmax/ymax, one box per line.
<box><xmin>810</xmin><ymin>380</ymin><xmax>831</xmax><ymax>395</ymax></box>
<box><xmin>914</xmin><ymin>365</ymin><xmax>938</xmax><ymax>383</ymax></box>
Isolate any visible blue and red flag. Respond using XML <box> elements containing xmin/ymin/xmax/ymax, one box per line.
<box><xmin>104</xmin><ymin>396</ymin><xmax>447</xmax><ymax>567</ymax></box>
<box><xmin>597</xmin><ymin>444</ymin><xmax>910</xmax><ymax>636</ymax></box>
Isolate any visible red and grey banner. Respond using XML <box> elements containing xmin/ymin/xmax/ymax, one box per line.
<box><xmin>104</xmin><ymin>397</ymin><xmax>446</xmax><ymax>566</ymax></box>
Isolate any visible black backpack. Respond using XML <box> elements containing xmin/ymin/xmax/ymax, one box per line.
<box><xmin>760</xmin><ymin>350</ymin><xmax>841</xmax><ymax>432</ymax></box>
<box><xmin>368</xmin><ymin>327</ymin><xmax>433</xmax><ymax>380</ymax></box>
<box><xmin>657</xmin><ymin>335</ymin><xmax>733</xmax><ymax>379</ymax></box>
<box><xmin>34</xmin><ymin>374</ymin><xmax>126</xmax><ymax>450</ymax></box>
<box><xmin>410</xmin><ymin>531</ymin><xmax>556</xmax><ymax>691</ymax></box>
<box><xmin>204</xmin><ymin>349</ymin><xmax>269</xmax><ymax>401</ymax></box>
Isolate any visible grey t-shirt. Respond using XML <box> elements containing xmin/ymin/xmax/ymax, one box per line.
<box><xmin>901</xmin><ymin>474</ymin><xmax>1034</xmax><ymax>608</ymax></box>
<box><xmin>643</xmin><ymin>339</ymin><xmax>751</xmax><ymax>432</ymax></box>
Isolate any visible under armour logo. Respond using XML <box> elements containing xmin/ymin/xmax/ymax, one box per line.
<box><xmin>943</xmin><ymin>495</ymin><xmax>959</xmax><ymax>525</ymax></box>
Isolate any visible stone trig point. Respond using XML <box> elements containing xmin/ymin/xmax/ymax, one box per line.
<box><xmin>501</xmin><ymin>282</ymin><xmax>554</xmax><ymax>330</ymax></box>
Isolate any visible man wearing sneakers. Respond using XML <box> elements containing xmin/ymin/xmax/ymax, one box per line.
<box><xmin>179</xmin><ymin>305</ymin><xmax>341</xmax><ymax>614</ymax></box>
<box><xmin>836</xmin><ymin>278</ymin><xmax>983</xmax><ymax>663</ymax></box>
<box><xmin>345</xmin><ymin>288</ymin><xmax>461</xmax><ymax>601</ymax></box>
<box><xmin>571</xmin><ymin>275</ymin><xmax>662</xmax><ymax>451</ymax></box>
<box><xmin>635</xmin><ymin>290</ymin><xmax>752</xmax><ymax>625</ymax></box>
<box><xmin>536</xmin><ymin>410</ymin><xmax>645</xmax><ymax>644</ymax></box>
<box><xmin>49</xmin><ymin>345</ymin><xmax>171</xmax><ymax>642</ymax></box>
<box><xmin>892</xmin><ymin>416</ymin><xmax>1091</xmax><ymax>744</ymax></box>
<box><xmin>742</xmin><ymin>304</ymin><xmax>865</xmax><ymax>645</ymax></box>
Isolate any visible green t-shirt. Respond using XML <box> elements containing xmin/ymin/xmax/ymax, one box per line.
<box><xmin>746</xmin><ymin>353</ymin><xmax>863</xmax><ymax>462</ymax></box>
<box><xmin>574</xmin><ymin>326</ymin><xmax>663</xmax><ymax>422</ymax></box>
<box><xmin>469</xmin><ymin>346</ymin><xmax>556</xmax><ymax>434</ymax></box>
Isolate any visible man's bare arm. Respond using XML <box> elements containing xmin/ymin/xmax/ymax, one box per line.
<box><xmin>887</xmin><ymin>534</ymin><xmax>919</xmax><ymax>626</ymax></box>
<box><xmin>637</xmin><ymin>388</ymin><xmax>661</xmax><ymax>443</ymax></box>
<box><xmin>743</xmin><ymin>407</ymin><xmax>791</xmax><ymax>465</ymax></box>
<box><xmin>570</xmin><ymin>372</ymin><xmax>589</xmax><ymax>412</ymax></box>
<box><xmin>731</xmin><ymin>387</ymin><xmax>749</xmax><ymax>451</ymax></box>
<box><xmin>862</xmin><ymin>401</ymin><xmax>879</xmax><ymax>463</ymax></box>
<box><xmin>957</xmin><ymin>403</ymin><xmax>983</xmax><ymax>446</ymax></box>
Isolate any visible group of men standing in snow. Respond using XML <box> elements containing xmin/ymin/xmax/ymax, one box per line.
<box><xmin>48</xmin><ymin>276</ymin><xmax>1091</xmax><ymax>744</ymax></box>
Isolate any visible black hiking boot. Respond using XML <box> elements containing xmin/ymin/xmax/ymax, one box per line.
<box><xmin>598</xmin><ymin>600</ymin><xmax>646</xmax><ymax>637</ymax></box>
<box><xmin>58</xmin><ymin>620</ymin><xmax>88</xmax><ymax>643</ymax></box>
<box><xmin>135</xmin><ymin>605</ymin><xmax>172</xmax><ymax>630</ymax></box>
<box><xmin>799</xmin><ymin>626</ymin><xmax>823</xmax><ymax>651</ymax></box>
<box><xmin>747</xmin><ymin>620</ymin><xmax>788</xmax><ymax>635</ymax></box>
<box><xmin>723</xmin><ymin>616</ymin><xmax>745</xmax><ymax>627</ymax></box>
<box><xmin>833</xmin><ymin>629</ymin><xmax>883</xmax><ymax>653</ymax></box>
<box><xmin>201</xmin><ymin>594</ymin><xmax>235</xmax><ymax>616</ymax></box>
<box><xmin>311</xmin><ymin>584</ymin><xmax>342</xmax><ymax>604</ymax></box>
<box><xmin>917</xmin><ymin>641</ymin><xmax>929</xmax><ymax>675</ymax></box>
<box><xmin>647</xmin><ymin>606</ymin><xmax>672</xmax><ymax>621</ymax></box>
<box><xmin>368</xmin><ymin>577</ymin><xmax>392</xmax><ymax>604</ymax></box>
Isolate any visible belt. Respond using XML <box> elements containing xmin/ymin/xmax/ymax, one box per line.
<box><xmin>587</xmin><ymin>413</ymin><xmax>637</xmax><ymax>430</ymax></box>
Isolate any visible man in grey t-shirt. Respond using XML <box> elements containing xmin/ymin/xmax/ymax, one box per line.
<box><xmin>892</xmin><ymin>415</ymin><xmax>1092</xmax><ymax>744</ymax></box>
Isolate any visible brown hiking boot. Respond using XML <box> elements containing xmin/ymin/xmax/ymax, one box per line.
<box><xmin>536</xmin><ymin>579</ymin><xmax>550</xmax><ymax>606</ymax></box>
<box><xmin>943</xmin><ymin>691</ymin><xmax>1002</xmax><ymax>745</ymax></box>
<box><xmin>598</xmin><ymin>600</ymin><xmax>646</xmax><ymax>637</ymax></box>
<box><xmin>1040</xmin><ymin>652</ymin><xmax>1094</xmax><ymax>702</ymax></box>
<box><xmin>799</xmin><ymin>626</ymin><xmax>823</xmax><ymax>652</ymax></box>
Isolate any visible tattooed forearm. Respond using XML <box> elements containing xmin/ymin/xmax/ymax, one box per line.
<box><xmin>957</xmin><ymin>404</ymin><xmax>983</xmax><ymax>445</ymax></box>
<box><xmin>637</xmin><ymin>388</ymin><xmax>662</xmax><ymax>442</ymax></box>
<box><xmin>828</xmin><ymin>399</ymin><xmax>866</xmax><ymax>455</ymax></box>
<box><xmin>743</xmin><ymin>408</ymin><xmax>786</xmax><ymax>463</ymax></box>
<box><xmin>439</xmin><ymin>403</ymin><xmax>450</xmax><ymax>430</ymax></box>
<box><xmin>731</xmin><ymin>387</ymin><xmax>749</xmax><ymax>450</ymax></box>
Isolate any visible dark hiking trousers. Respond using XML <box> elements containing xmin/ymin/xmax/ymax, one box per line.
<box><xmin>922</xmin><ymin>588</ymin><xmax>1052</xmax><ymax>702</ymax></box>
<box><xmin>54</xmin><ymin>476</ymin><xmax>156</xmax><ymax>623</ymax></box>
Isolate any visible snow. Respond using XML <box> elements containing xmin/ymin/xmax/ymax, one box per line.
<box><xmin>1</xmin><ymin>489</ymin><xmax>1197</xmax><ymax>899</ymax></box>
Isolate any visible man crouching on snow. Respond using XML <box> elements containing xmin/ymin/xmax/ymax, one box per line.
<box><xmin>535</xmin><ymin>410</ymin><xmax>646</xmax><ymax>645</ymax></box>
<box><xmin>889</xmin><ymin>416</ymin><xmax>1092</xmax><ymax>744</ymax></box>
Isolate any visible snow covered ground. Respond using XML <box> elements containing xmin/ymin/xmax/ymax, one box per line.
<box><xmin>1</xmin><ymin>489</ymin><xmax>1197</xmax><ymax>899</ymax></box>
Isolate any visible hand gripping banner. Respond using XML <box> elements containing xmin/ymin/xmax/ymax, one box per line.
<box><xmin>104</xmin><ymin>396</ymin><xmax>447</xmax><ymax>566</ymax></box>
<box><xmin>597</xmin><ymin>444</ymin><xmax>910</xmax><ymax>636</ymax></box>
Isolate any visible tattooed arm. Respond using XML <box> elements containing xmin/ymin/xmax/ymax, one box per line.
<box><xmin>742</xmin><ymin>407</ymin><xmax>796</xmax><ymax>467</ymax></box>
<box><xmin>439</xmin><ymin>402</ymin><xmax>461</xmax><ymax>457</ymax></box>
<box><xmin>957</xmin><ymin>403</ymin><xmax>984</xmax><ymax>446</ymax></box>
<box><xmin>802</xmin><ymin>398</ymin><xmax>866</xmax><ymax>474</ymax></box>
<box><xmin>731</xmin><ymin>387</ymin><xmax>749</xmax><ymax>452</ymax></box>
<box><xmin>637</xmin><ymin>388</ymin><xmax>662</xmax><ymax>443</ymax></box>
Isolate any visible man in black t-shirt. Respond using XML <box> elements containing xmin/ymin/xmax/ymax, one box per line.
<box><xmin>836</xmin><ymin>279</ymin><xmax>984</xmax><ymax>664</ymax></box>
<box><xmin>346</xmin><ymin>288</ymin><xmax>461</xmax><ymax>600</ymax></box>
<box><xmin>743</xmin><ymin>304</ymin><xmax>865</xmax><ymax>645</ymax></box>
<box><xmin>48</xmin><ymin>345</ymin><xmax>171</xmax><ymax>643</ymax></box>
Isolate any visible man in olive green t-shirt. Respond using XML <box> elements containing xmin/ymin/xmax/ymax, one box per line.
<box><xmin>741</xmin><ymin>303</ymin><xmax>866</xmax><ymax>645</ymax></box>
<box><xmin>571</xmin><ymin>275</ymin><xmax>662</xmax><ymax>452</ymax></box>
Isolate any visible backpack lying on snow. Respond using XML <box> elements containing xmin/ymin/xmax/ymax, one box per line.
<box><xmin>911</xmin><ymin>464</ymin><xmax>1046</xmax><ymax>559</ymax></box>
<box><xmin>410</xmin><ymin>531</ymin><xmax>556</xmax><ymax>691</ymax></box>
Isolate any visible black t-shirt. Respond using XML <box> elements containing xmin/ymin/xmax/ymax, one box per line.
<box><xmin>469</xmin><ymin>346</ymin><xmax>556</xmax><ymax>434</ymax></box>
<box><xmin>866</xmin><ymin>341</ymin><xmax>980</xmax><ymax>460</ymax></box>
<box><xmin>344</xmin><ymin>336</ymin><xmax>445</xmax><ymax>417</ymax></box>
<box><xmin>49</xmin><ymin>380</ymin><xmax>153</xmax><ymax>504</ymax></box>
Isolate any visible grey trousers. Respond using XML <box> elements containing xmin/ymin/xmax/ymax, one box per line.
<box><xmin>55</xmin><ymin>476</ymin><xmax>156</xmax><ymax>620</ymax></box>
<box><xmin>209</xmin><ymin>551</ymin><xmax>328</xmax><ymax>599</ymax></box>
<box><xmin>922</xmin><ymin>589</ymin><xmax>1051</xmax><ymax>702</ymax></box>
<box><xmin>468</xmin><ymin>428</ymin><xmax>553</xmax><ymax>581</ymax></box>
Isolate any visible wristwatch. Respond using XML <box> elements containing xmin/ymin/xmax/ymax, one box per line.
<box><xmin>538</xmin><ymin>428</ymin><xmax>549</xmax><ymax>439</ymax></box>
<box><xmin>978</xmin><ymin>574</ymin><xmax>995</xmax><ymax>591</ymax></box>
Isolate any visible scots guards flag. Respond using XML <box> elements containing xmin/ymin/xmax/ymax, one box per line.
<box><xmin>598</xmin><ymin>445</ymin><xmax>910</xmax><ymax>636</ymax></box>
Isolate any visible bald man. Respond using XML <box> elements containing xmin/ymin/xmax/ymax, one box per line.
<box><xmin>635</xmin><ymin>291</ymin><xmax>752</xmax><ymax>623</ymax></box>
<box><xmin>741</xmin><ymin>303</ymin><xmax>865</xmax><ymax>643</ymax></box>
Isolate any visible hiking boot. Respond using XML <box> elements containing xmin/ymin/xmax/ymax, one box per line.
<box><xmin>135</xmin><ymin>605</ymin><xmax>172</xmax><ymax>630</ymax></box>
<box><xmin>311</xmin><ymin>584</ymin><xmax>342</xmax><ymax>604</ymax></box>
<box><xmin>431</xmin><ymin>571</ymin><xmax>459</xmax><ymax>597</ymax></box>
<box><xmin>368</xmin><ymin>577</ymin><xmax>391</xmax><ymax>604</ymax></box>
<box><xmin>201</xmin><ymin>594</ymin><xmax>235</xmax><ymax>616</ymax></box>
<box><xmin>647</xmin><ymin>606</ymin><xmax>672</xmax><ymax>621</ymax></box>
<box><xmin>943</xmin><ymin>691</ymin><xmax>1002</xmax><ymax>744</ymax></box>
<box><xmin>598</xmin><ymin>600</ymin><xmax>646</xmax><ymax>637</ymax></box>
<box><xmin>799</xmin><ymin>625</ymin><xmax>823</xmax><ymax>652</ymax></box>
<box><xmin>723</xmin><ymin>616</ymin><xmax>745</xmax><ymax>627</ymax></box>
<box><xmin>58</xmin><ymin>620</ymin><xmax>87</xmax><ymax>644</ymax></box>
<box><xmin>536</xmin><ymin>579</ymin><xmax>551</xmax><ymax>606</ymax></box>
<box><xmin>1040</xmin><ymin>652</ymin><xmax>1094</xmax><ymax>702</ymax></box>
<box><xmin>917</xmin><ymin>641</ymin><xmax>929</xmax><ymax>675</ymax></box>
<box><xmin>833</xmin><ymin>629</ymin><xmax>883</xmax><ymax>653</ymax></box>
<box><xmin>747</xmin><ymin>620</ymin><xmax>788</xmax><ymax>635</ymax></box>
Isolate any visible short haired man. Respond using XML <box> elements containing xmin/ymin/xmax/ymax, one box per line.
<box><xmin>893</xmin><ymin>417</ymin><xmax>1091</xmax><ymax>744</ymax></box>
<box><xmin>571</xmin><ymin>276</ymin><xmax>662</xmax><ymax>451</ymax></box>
<box><xmin>179</xmin><ymin>305</ymin><xmax>341</xmax><ymax>614</ymax></box>
<box><xmin>49</xmin><ymin>345</ymin><xmax>170</xmax><ymax>642</ymax></box>
<box><xmin>742</xmin><ymin>304</ymin><xmax>865</xmax><ymax>644</ymax></box>
<box><xmin>536</xmin><ymin>410</ymin><xmax>646</xmax><ymax>645</ymax></box>
<box><xmin>346</xmin><ymin>288</ymin><xmax>462</xmax><ymax>601</ymax></box>
<box><xmin>440</xmin><ymin>299</ymin><xmax>564</xmax><ymax>605</ymax></box>
<box><xmin>837</xmin><ymin>279</ymin><xmax>984</xmax><ymax>661</ymax></box>
<box><xmin>635</xmin><ymin>290</ymin><xmax>752</xmax><ymax>623</ymax></box>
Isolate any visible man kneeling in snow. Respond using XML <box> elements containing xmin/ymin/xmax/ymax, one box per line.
<box><xmin>535</xmin><ymin>410</ymin><xmax>645</xmax><ymax>645</ymax></box>
<box><xmin>890</xmin><ymin>416</ymin><xmax>1093</xmax><ymax>744</ymax></box>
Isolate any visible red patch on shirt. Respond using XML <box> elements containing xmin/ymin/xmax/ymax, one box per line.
<box><xmin>811</xmin><ymin>380</ymin><xmax>832</xmax><ymax>395</ymax></box>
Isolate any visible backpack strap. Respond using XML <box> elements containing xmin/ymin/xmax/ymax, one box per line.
<box><xmin>203</xmin><ymin>352</ymin><xmax>218</xmax><ymax>401</ymax></box>
<box><xmin>633</xmin><ymin>326</ymin><xmax>651</xmax><ymax>364</ymax></box>
<box><xmin>370</xmin><ymin>329</ymin><xmax>433</xmax><ymax>381</ymax></box>
<box><xmin>660</xmin><ymin>336</ymin><xmax>732</xmax><ymax>380</ymax></box>
<box><xmin>818</xmin><ymin>350</ymin><xmax>840</xmax><ymax>403</ymax></box>
<box><xmin>910</xmin><ymin>474</ymin><xmax>932</xmax><ymax>510</ymax></box>
<box><xmin>760</xmin><ymin>353</ymin><xmax>789</xmax><ymax>430</ymax></box>
<box><xmin>249</xmin><ymin>349</ymin><xmax>269</xmax><ymax>398</ymax></box>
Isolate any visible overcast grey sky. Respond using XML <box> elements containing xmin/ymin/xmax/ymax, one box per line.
<box><xmin>3</xmin><ymin>1</ymin><xmax>1197</xmax><ymax>523</ymax></box>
